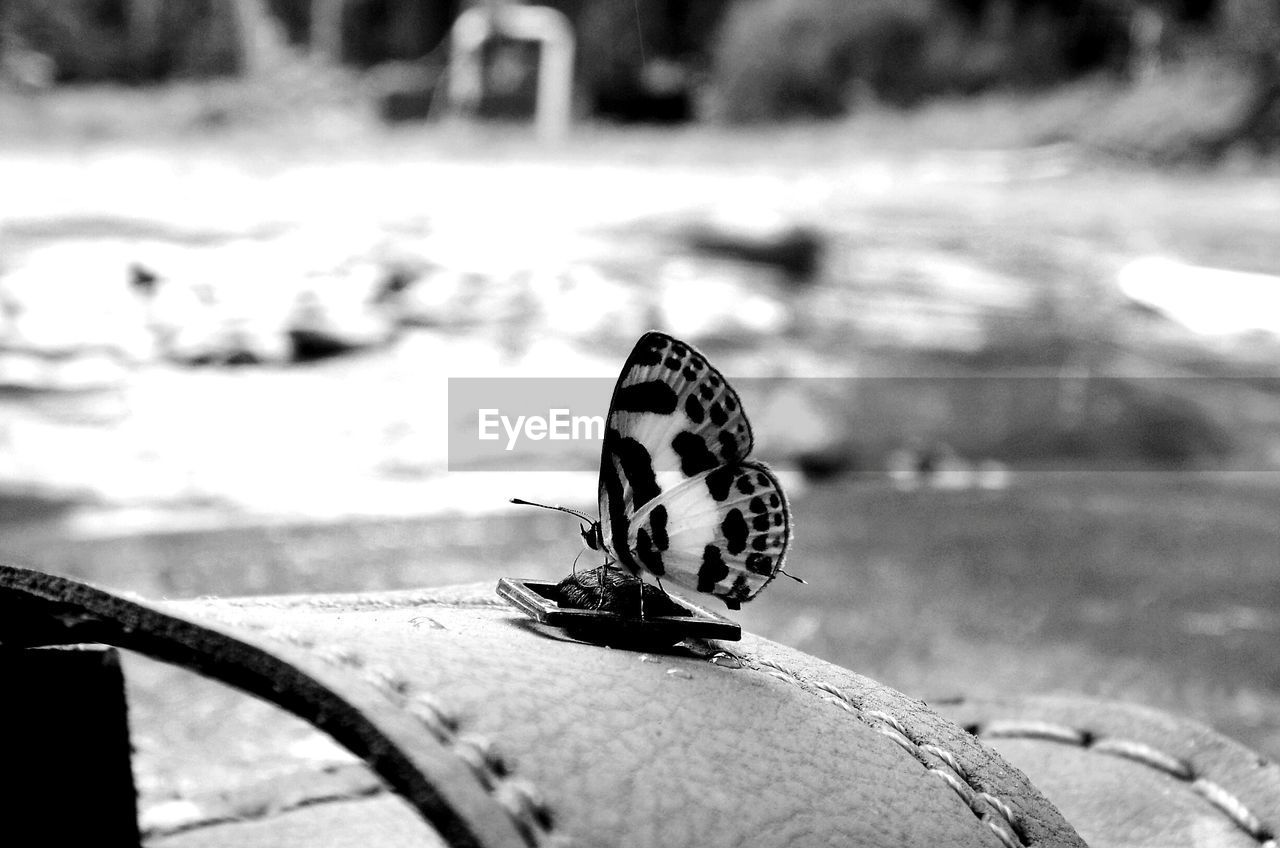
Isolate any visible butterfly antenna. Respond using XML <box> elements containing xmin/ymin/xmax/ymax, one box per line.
<box><xmin>779</xmin><ymin>568</ymin><xmax>807</xmax><ymax>585</ymax></box>
<box><xmin>509</xmin><ymin>498</ymin><xmax>594</xmax><ymax>524</ymax></box>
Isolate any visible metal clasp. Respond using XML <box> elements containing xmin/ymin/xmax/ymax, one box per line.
<box><xmin>496</xmin><ymin>577</ymin><xmax>741</xmax><ymax>646</ymax></box>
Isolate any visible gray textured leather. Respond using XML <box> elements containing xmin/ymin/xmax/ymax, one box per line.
<box><xmin>0</xmin><ymin>564</ymin><xmax>1085</xmax><ymax>848</ymax></box>
<box><xmin>151</xmin><ymin>796</ymin><xmax>447</xmax><ymax>848</ymax></box>
<box><xmin>939</xmin><ymin>696</ymin><xmax>1280</xmax><ymax>848</ymax></box>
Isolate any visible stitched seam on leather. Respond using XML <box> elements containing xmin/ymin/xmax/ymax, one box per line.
<box><xmin>977</xmin><ymin>718</ymin><xmax>1278</xmax><ymax>847</ymax></box>
<box><xmin>140</xmin><ymin>779</ymin><xmax>387</xmax><ymax>838</ymax></box>
<box><xmin>750</xmin><ymin>657</ymin><xmax>1026</xmax><ymax>848</ymax></box>
<box><xmin>217</xmin><ymin>618</ymin><xmax>559</xmax><ymax>848</ymax></box>
<box><xmin>191</xmin><ymin>595</ymin><xmax>508</xmax><ymax>612</ymax></box>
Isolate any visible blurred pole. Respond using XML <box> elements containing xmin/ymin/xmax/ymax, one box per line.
<box><xmin>448</xmin><ymin>3</ymin><xmax>575</xmax><ymax>141</ymax></box>
<box><xmin>228</xmin><ymin>0</ymin><xmax>289</xmax><ymax>77</ymax></box>
<box><xmin>447</xmin><ymin>8</ymin><xmax>488</xmax><ymax>113</ymax></box>
<box><xmin>1128</xmin><ymin>5</ymin><xmax>1164</xmax><ymax>84</ymax></box>
<box><xmin>528</xmin><ymin>6</ymin><xmax>574</xmax><ymax>142</ymax></box>
<box><xmin>311</xmin><ymin>0</ymin><xmax>345</xmax><ymax>65</ymax></box>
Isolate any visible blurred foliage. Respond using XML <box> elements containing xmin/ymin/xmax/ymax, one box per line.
<box><xmin>1216</xmin><ymin>0</ymin><xmax>1280</xmax><ymax>56</ymax></box>
<box><xmin>0</xmin><ymin>0</ymin><xmax>241</xmax><ymax>81</ymax></box>
<box><xmin>1079</xmin><ymin>57</ymin><xmax>1269</xmax><ymax>160</ymax></box>
<box><xmin>710</xmin><ymin>0</ymin><xmax>939</xmax><ymax>121</ymax></box>
<box><xmin>0</xmin><ymin>0</ymin><xmax>1277</xmax><ymax>154</ymax></box>
<box><xmin>1205</xmin><ymin>0</ymin><xmax>1280</xmax><ymax>155</ymax></box>
<box><xmin>576</xmin><ymin>0</ymin><xmax>728</xmax><ymax>121</ymax></box>
<box><xmin>709</xmin><ymin>0</ymin><xmax>1139</xmax><ymax>122</ymax></box>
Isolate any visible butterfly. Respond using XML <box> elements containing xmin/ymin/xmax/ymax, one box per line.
<box><xmin>514</xmin><ymin>330</ymin><xmax>799</xmax><ymax>611</ymax></box>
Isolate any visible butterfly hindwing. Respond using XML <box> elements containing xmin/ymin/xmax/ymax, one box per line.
<box><xmin>627</xmin><ymin>461</ymin><xmax>791</xmax><ymax>609</ymax></box>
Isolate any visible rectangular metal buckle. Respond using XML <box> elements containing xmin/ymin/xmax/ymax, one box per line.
<box><xmin>496</xmin><ymin>577</ymin><xmax>741</xmax><ymax>643</ymax></box>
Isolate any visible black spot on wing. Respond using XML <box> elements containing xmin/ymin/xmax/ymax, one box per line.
<box><xmin>631</xmin><ymin>335</ymin><xmax>666</xmax><ymax>366</ymax></box>
<box><xmin>719</xmin><ymin>574</ymin><xmax>751</xmax><ymax>610</ymax></box>
<box><xmin>673</xmin><ymin>431</ymin><xmax>717</xmax><ymax>477</ymax></box>
<box><xmin>749</xmin><ymin>496</ymin><xmax>766</xmax><ymax>513</ymax></box>
<box><xmin>682</xmin><ymin>366</ymin><xmax>698</xmax><ymax>381</ymax></box>
<box><xmin>708</xmin><ymin>401</ymin><xmax>727</xmax><ymax>427</ymax></box>
<box><xmin>751</xmin><ymin>534</ymin><xmax>770</xmax><ymax>552</ymax></box>
<box><xmin>753</xmin><ymin>514</ymin><xmax>771</xmax><ymax>531</ymax></box>
<box><xmin>722</xmin><ymin>509</ymin><xmax>748</xmax><ymax>555</ymax></box>
<box><xmin>635</xmin><ymin>527</ymin><xmax>665</xmax><ymax>576</ymax></box>
<box><xmin>698</xmin><ymin>545</ymin><xmax>728</xmax><ymax>592</ymax></box>
<box><xmin>600</xmin><ymin>441</ymin><xmax>637</xmax><ymax>575</ymax></box>
<box><xmin>601</xmin><ymin>429</ymin><xmax>661</xmax><ymax>577</ymax></box>
<box><xmin>649</xmin><ymin>504</ymin><xmax>669</xmax><ymax>551</ymax></box>
<box><xmin>612</xmin><ymin>433</ymin><xmax>661</xmax><ymax>507</ymax></box>
<box><xmin>684</xmin><ymin>395</ymin><xmax>705</xmax><ymax>424</ymax></box>
<box><xmin>705</xmin><ymin>466</ymin><xmax>734</xmax><ymax>501</ymax></box>
<box><xmin>745</xmin><ymin>552</ymin><xmax>774</xmax><ymax>575</ymax></box>
<box><xmin>718</xmin><ymin>430</ymin><xmax>739</xmax><ymax>460</ymax></box>
<box><xmin>736</xmin><ymin>476</ymin><xmax>754</xmax><ymax>495</ymax></box>
<box><xmin>665</xmin><ymin>356</ymin><xmax>682</xmax><ymax>370</ymax></box>
<box><xmin>699</xmin><ymin>384</ymin><xmax>715</xmax><ymax>401</ymax></box>
<box><xmin>614</xmin><ymin>381</ymin><xmax>678</xmax><ymax>415</ymax></box>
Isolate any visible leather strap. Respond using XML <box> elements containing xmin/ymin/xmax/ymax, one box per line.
<box><xmin>940</xmin><ymin>696</ymin><xmax>1280</xmax><ymax>848</ymax></box>
<box><xmin>0</xmin><ymin>564</ymin><xmax>1085</xmax><ymax>847</ymax></box>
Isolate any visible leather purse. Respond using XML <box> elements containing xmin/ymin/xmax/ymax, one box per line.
<box><xmin>1</xmin><ymin>563</ymin><xmax>1276</xmax><ymax>847</ymax></box>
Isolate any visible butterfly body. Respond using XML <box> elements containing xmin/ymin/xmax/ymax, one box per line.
<box><xmin>518</xmin><ymin>331</ymin><xmax>794</xmax><ymax>611</ymax></box>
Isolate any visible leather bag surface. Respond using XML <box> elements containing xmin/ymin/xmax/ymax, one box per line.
<box><xmin>2</xmin><ymin>564</ymin><xmax>1275</xmax><ymax>848</ymax></box>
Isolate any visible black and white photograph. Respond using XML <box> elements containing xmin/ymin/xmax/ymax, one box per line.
<box><xmin>2</xmin><ymin>1</ymin><xmax>1279</xmax><ymax>845</ymax></box>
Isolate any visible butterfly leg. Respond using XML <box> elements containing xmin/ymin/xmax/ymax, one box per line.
<box><xmin>593</xmin><ymin>558</ymin><xmax>611</xmax><ymax>610</ymax></box>
<box><xmin>639</xmin><ymin>576</ymin><xmax>663</xmax><ymax>621</ymax></box>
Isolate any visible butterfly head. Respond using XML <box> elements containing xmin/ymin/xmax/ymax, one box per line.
<box><xmin>580</xmin><ymin>521</ymin><xmax>603</xmax><ymax>552</ymax></box>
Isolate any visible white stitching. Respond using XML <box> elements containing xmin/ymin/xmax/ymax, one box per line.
<box><xmin>240</xmin><ymin>622</ymin><xmax>558</xmax><ymax>847</ymax></box>
<box><xmin>1195</xmin><ymin>778</ymin><xmax>1268</xmax><ymax>841</ymax></box>
<box><xmin>1091</xmin><ymin>737</ymin><xmax>1193</xmax><ymax>779</ymax></box>
<box><xmin>139</xmin><ymin>767</ymin><xmax>386</xmax><ymax>838</ymax></box>
<box><xmin>972</xmin><ymin>717</ymin><xmax>1277</xmax><ymax>846</ymax></box>
<box><xmin>983</xmin><ymin>719</ymin><xmax>1088</xmax><ymax>745</ymax></box>
<box><xmin>751</xmin><ymin>657</ymin><xmax>1026</xmax><ymax>847</ymax></box>
<box><xmin>319</xmin><ymin>649</ymin><xmax>555</xmax><ymax>846</ymax></box>
<box><xmin>193</xmin><ymin>594</ymin><xmax>509</xmax><ymax>612</ymax></box>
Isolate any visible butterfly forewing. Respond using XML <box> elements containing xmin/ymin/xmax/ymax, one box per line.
<box><xmin>598</xmin><ymin>331</ymin><xmax>790</xmax><ymax>608</ymax></box>
<box><xmin>599</xmin><ymin>333</ymin><xmax>751</xmax><ymax>553</ymax></box>
<box><xmin>609</xmin><ymin>332</ymin><xmax>752</xmax><ymax>473</ymax></box>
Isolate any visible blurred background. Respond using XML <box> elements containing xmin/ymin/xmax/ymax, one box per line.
<box><xmin>3</xmin><ymin>0</ymin><xmax>1280</xmax><ymax>826</ymax></box>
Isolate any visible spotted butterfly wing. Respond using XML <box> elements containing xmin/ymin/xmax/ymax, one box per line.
<box><xmin>598</xmin><ymin>331</ymin><xmax>791</xmax><ymax>609</ymax></box>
